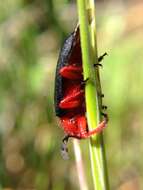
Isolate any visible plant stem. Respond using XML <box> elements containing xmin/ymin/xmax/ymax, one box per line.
<box><xmin>73</xmin><ymin>139</ymin><xmax>88</xmax><ymax>190</ymax></box>
<box><xmin>77</xmin><ymin>0</ymin><xmax>110</xmax><ymax>190</ymax></box>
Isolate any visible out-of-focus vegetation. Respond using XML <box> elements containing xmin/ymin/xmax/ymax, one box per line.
<box><xmin>0</xmin><ymin>0</ymin><xmax>143</xmax><ymax>189</ymax></box>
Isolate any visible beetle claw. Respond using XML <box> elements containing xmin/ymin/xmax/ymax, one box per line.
<box><xmin>81</xmin><ymin>78</ymin><xmax>89</xmax><ymax>86</ymax></box>
<box><xmin>94</xmin><ymin>63</ymin><xmax>103</xmax><ymax>67</ymax></box>
<box><xmin>101</xmin><ymin>112</ymin><xmax>109</xmax><ymax>122</ymax></box>
<box><xmin>98</xmin><ymin>52</ymin><xmax>108</xmax><ymax>62</ymax></box>
<box><xmin>94</xmin><ymin>52</ymin><xmax>108</xmax><ymax>67</ymax></box>
<box><xmin>100</xmin><ymin>93</ymin><xmax>104</xmax><ymax>98</ymax></box>
<box><xmin>102</xmin><ymin>105</ymin><xmax>108</xmax><ymax>110</ymax></box>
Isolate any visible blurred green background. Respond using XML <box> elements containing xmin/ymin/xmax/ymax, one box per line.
<box><xmin>0</xmin><ymin>0</ymin><xmax>143</xmax><ymax>189</ymax></box>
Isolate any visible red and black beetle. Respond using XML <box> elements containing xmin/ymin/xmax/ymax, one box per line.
<box><xmin>54</xmin><ymin>26</ymin><xmax>107</xmax><ymax>158</ymax></box>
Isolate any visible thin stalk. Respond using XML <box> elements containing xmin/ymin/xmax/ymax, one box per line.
<box><xmin>73</xmin><ymin>139</ymin><xmax>88</xmax><ymax>190</ymax></box>
<box><xmin>77</xmin><ymin>0</ymin><xmax>110</xmax><ymax>190</ymax></box>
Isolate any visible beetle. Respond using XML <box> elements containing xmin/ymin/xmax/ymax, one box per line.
<box><xmin>54</xmin><ymin>26</ymin><xmax>107</xmax><ymax>159</ymax></box>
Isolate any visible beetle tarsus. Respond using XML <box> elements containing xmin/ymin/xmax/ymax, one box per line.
<box><xmin>102</xmin><ymin>105</ymin><xmax>108</xmax><ymax>110</ymax></box>
<box><xmin>101</xmin><ymin>112</ymin><xmax>109</xmax><ymax>122</ymax></box>
<box><xmin>98</xmin><ymin>52</ymin><xmax>108</xmax><ymax>62</ymax></box>
<box><xmin>81</xmin><ymin>77</ymin><xmax>89</xmax><ymax>86</ymax></box>
<box><xmin>101</xmin><ymin>93</ymin><xmax>104</xmax><ymax>98</ymax></box>
<box><xmin>98</xmin><ymin>93</ymin><xmax>104</xmax><ymax>98</ymax></box>
<box><xmin>94</xmin><ymin>52</ymin><xmax>108</xmax><ymax>67</ymax></box>
<box><xmin>94</xmin><ymin>63</ymin><xmax>103</xmax><ymax>67</ymax></box>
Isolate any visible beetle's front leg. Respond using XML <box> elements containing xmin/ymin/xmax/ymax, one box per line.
<box><xmin>98</xmin><ymin>52</ymin><xmax>108</xmax><ymax>62</ymax></box>
<box><xmin>80</xmin><ymin>119</ymin><xmax>107</xmax><ymax>138</ymax></box>
<box><xmin>94</xmin><ymin>52</ymin><xmax>108</xmax><ymax>67</ymax></box>
<box><xmin>76</xmin><ymin>116</ymin><xmax>107</xmax><ymax>139</ymax></box>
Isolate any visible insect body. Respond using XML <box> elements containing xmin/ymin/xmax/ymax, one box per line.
<box><xmin>54</xmin><ymin>26</ymin><xmax>107</xmax><ymax>158</ymax></box>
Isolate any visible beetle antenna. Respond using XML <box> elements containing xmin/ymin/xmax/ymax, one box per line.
<box><xmin>61</xmin><ymin>135</ymin><xmax>70</xmax><ymax>160</ymax></box>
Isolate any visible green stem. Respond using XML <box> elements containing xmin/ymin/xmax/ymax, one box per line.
<box><xmin>77</xmin><ymin>0</ymin><xmax>110</xmax><ymax>190</ymax></box>
<box><xmin>73</xmin><ymin>139</ymin><xmax>88</xmax><ymax>190</ymax></box>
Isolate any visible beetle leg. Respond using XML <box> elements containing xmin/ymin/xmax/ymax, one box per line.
<box><xmin>98</xmin><ymin>52</ymin><xmax>108</xmax><ymax>62</ymax></box>
<box><xmin>94</xmin><ymin>52</ymin><xmax>108</xmax><ymax>67</ymax></box>
<box><xmin>76</xmin><ymin>116</ymin><xmax>106</xmax><ymax>138</ymax></box>
<box><xmin>60</xmin><ymin>100</ymin><xmax>81</xmax><ymax>109</ymax></box>
<box><xmin>94</xmin><ymin>63</ymin><xmax>103</xmax><ymax>67</ymax></box>
<box><xmin>61</xmin><ymin>116</ymin><xmax>107</xmax><ymax>139</ymax></box>
<box><xmin>102</xmin><ymin>105</ymin><xmax>108</xmax><ymax>110</ymax></box>
<box><xmin>60</xmin><ymin>117</ymin><xmax>78</xmax><ymax>136</ymax></box>
<box><xmin>101</xmin><ymin>112</ymin><xmax>109</xmax><ymax>122</ymax></box>
<box><xmin>81</xmin><ymin>78</ymin><xmax>89</xmax><ymax>86</ymax></box>
<box><xmin>59</xmin><ymin>90</ymin><xmax>84</xmax><ymax>109</ymax></box>
<box><xmin>100</xmin><ymin>93</ymin><xmax>104</xmax><ymax>98</ymax></box>
<box><xmin>60</xmin><ymin>65</ymin><xmax>82</xmax><ymax>79</ymax></box>
<box><xmin>79</xmin><ymin>119</ymin><xmax>107</xmax><ymax>138</ymax></box>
